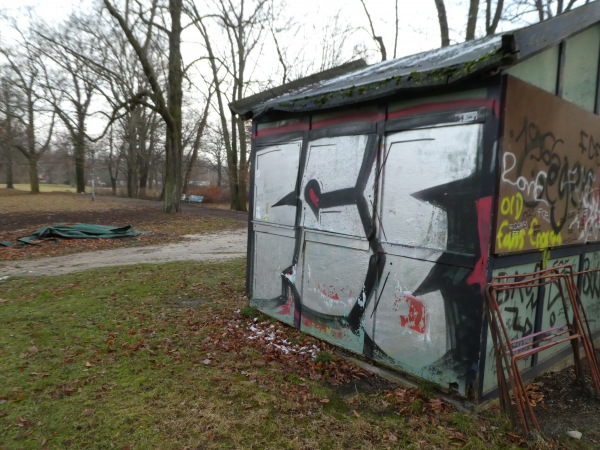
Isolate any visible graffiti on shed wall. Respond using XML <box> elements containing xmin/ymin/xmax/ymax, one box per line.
<box><xmin>483</xmin><ymin>262</ymin><xmax>540</xmax><ymax>393</ymax></box>
<box><xmin>482</xmin><ymin>255</ymin><xmax>581</xmax><ymax>393</ymax></box>
<box><xmin>580</xmin><ymin>252</ymin><xmax>600</xmax><ymax>334</ymax></box>
<box><xmin>372</xmin><ymin>124</ymin><xmax>489</xmax><ymax>391</ymax></box>
<box><xmin>496</xmin><ymin>76</ymin><xmax>600</xmax><ymax>254</ymax></box>
<box><xmin>251</xmin><ymin>107</ymin><xmax>494</xmax><ymax>395</ymax></box>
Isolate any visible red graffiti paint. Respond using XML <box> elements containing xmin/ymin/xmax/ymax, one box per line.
<box><xmin>254</xmin><ymin>122</ymin><xmax>309</xmax><ymax>138</ymax></box>
<box><xmin>388</xmin><ymin>98</ymin><xmax>499</xmax><ymax>120</ymax></box>
<box><xmin>318</xmin><ymin>284</ymin><xmax>339</xmax><ymax>301</ymax></box>
<box><xmin>467</xmin><ymin>196</ymin><xmax>493</xmax><ymax>291</ymax></box>
<box><xmin>301</xmin><ymin>316</ymin><xmax>346</xmax><ymax>339</ymax></box>
<box><xmin>302</xmin><ymin>316</ymin><xmax>327</xmax><ymax>332</ymax></box>
<box><xmin>398</xmin><ymin>294</ymin><xmax>427</xmax><ymax>334</ymax></box>
<box><xmin>309</xmin><ymin>187</ymin><xmax>319</xmax><ymax>209</ymax></box>
<box><xmin>277</xmin><ymin>288</ymin><xmax>294</xmax><ymax>316</ymax></box>
<box><xmin>311</xmin><ymin>111</ymin><xmax>386</xmax><ymax>129</ymax></box>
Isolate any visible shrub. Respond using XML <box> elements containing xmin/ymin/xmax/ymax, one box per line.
<box><xmin>187</xmin><ymin>186</ymin><xmax>223</xmax><ymax>203</ymax></box>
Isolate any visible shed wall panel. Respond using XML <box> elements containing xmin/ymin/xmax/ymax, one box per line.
<box><xmin>254</xmin><ymin>141</ymin><xmax>301</xmax><ymax>226</ymax></box>
<box><xmin>561</xmin><ymin>24</ymin><xmax>600</xmax><ymax>112</ymax></box>
<box><xmin>506</xmin><ymin>46</ymin><xmax>560</xmax><ymax>94</ymax></box>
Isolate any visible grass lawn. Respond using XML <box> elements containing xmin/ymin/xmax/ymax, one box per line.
<box><xmin>11</xmin><ymin>184</ymin><xmax>77</xmax><ymax>193</ymax></box>
<box><xmin>0</xmin><ymin>258</ymin><xmax>544</xmax><ymax>449</ymax></box>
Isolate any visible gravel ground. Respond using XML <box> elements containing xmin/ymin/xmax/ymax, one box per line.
<box><xmin>0</xmin><ymin>229</ymin><xmax>247</xmax><ymax>277</ymax></box>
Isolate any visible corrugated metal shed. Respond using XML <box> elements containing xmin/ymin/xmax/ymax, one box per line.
<box><xmin>230</xmin><ymin>1</ymin><xmax>600</xmax><ymax>119</ymax></box>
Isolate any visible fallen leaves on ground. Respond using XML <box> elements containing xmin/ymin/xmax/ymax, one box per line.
<box><xmin>386</xmin><ymin>386</ymin><xmax>451</xmax><ymax>415</ymax></box>
<box><xmin>200</xmin><ymin>311</ymin><xmax>372</xmax><ymax>386</ymax></box>
<box><xmin>526</xmin><ymin>381</ymin><xmax>545</xmax><ymax>407</ymax></box>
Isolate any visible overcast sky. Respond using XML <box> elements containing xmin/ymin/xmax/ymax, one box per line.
<box><xmin>0</xmin><ymin>0</ymin><xmax>475</xmax><ymax>59</ymax></box>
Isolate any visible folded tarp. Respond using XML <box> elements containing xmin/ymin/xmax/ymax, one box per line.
<box><xmin>0</xmin><ymin>224</ymin><xmax>144</xmax><ymax>247</ymax></box>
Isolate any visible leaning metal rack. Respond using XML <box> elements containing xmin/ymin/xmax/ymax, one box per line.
<box><xmin>485</xmin><ymin>265</ymin><xmax>600</xmax><ymax>433</ymax></box>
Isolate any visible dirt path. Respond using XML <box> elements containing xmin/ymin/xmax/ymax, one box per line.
<box><xmin>0</xmin><ymin>229</ymin><xmax>247</xmax><ymax>277</ymax></box>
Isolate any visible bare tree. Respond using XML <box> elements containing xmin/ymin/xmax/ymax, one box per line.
<box><xmin>466</xmin><ymin>0</ymin><xmax>480</xmax><ymax>40</ymax></box>
<box><xmin>485</xmin><ymin>0</ymin><xmax>505</xmax><ymax>34</ymax></box>
<box><xmin>505</xmin><ymin>0</ymin><xmax>589</xmax><ymax>21</ymax></box>
<box><xmin>317</xmin><ymin>11</ymin><xmax>366</xmax><ymax>72</ymax></box>
<box><xmin>102</xmin><ymin>0</ymin><xmax>184</xmax><ymax>212</ymax></box>
<box><xmin>203</xmin><ymin>122</ymin><xmax>226</xmax><ymax>188</ymax></box>
<box><xmin>0</xmin><ymin>73</ymin><xmax>18</xmax><ymax>188</ymax></box>
<box><xmin>106</xmin><ymin>126</ymin><xmax>123</xmax><ymax>195</ymax></box>
<box><xmin>58</xmin><ymin>4</ymin><xmax>168</xmax><ymax>200</ymax></box>
<box><xmin>434</xmin><ymin>0</ymin><xmax>505</xmax><ymax>46</ymax></box>
<box><xmin>36</xmin><ymin>12</ymin><xmax>103</xmax><ymax>194</ymax></box>
<box><xmin>433</xmin><ymin>0</ymin><xmax>451</xmax><ymax>47</ymax></box>
<box><xmin>266</xmin><ymin>0</ymin><xmax>298</xmax><ymax>84</ymax></box>
<box><xmin>0</xmin><ymin>28</ymin><xmax>55</xmax><ymax>193</ymax></box>
<box><xmin>183</xmin><ymin>91</ymin><xmax>212</xmax><ymax>194</ymax></box>
<box><xmin>188</xmin><ymin>0</ymin><xmax>268</xmax><ymax>212</ymax></box>
<box><xmin>359</xmin><ymin>0</ymin><xmax>388</xmax><ymax>61</ymax></box>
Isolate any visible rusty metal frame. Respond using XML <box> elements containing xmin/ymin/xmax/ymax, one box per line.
<box><xmin>485</xmin><ymin>265</ymin><xmax>600</xmax><ymax>434</ymax></box>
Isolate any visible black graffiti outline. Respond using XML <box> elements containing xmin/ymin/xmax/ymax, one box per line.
<box><xmin>271</xmin><ymin>134</ymin><xmax>384</xmax><ymax>331</ymax></box>
<box><xmin>268</xmin><ymin>129</ymin><xmax>488</xmax><ymax>389</ymax></box>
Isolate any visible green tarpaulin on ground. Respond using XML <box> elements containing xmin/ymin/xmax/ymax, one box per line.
<box><xmin>0</xmin><ymin>224</ymin><xmax>144</xmax><ymax>247</ymax></box>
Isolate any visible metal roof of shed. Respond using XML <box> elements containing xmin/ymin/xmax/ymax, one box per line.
<box><xmin>230</xmin><ymin>1</ymin><xmax>600</xmax><ymax>120</ymax></box>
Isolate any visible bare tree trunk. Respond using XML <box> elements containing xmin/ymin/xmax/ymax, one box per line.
<box><xmin>230</xmin><ymin>111</ymin><xmax>240</xmax><ymax>210</ymax></box>
<box><xmin>4</xmin><ymin>143</ymin><xmax>14</xmax><ymax>188</ymax></box>
<box><xmin>434</xmin><ymin>0</ymin><xmax>451</xmax><ymax>47</ymax></box>
<box><xmin>2</xmin><ymin>82</ymin><xmax>15</xmax><ymax>189</ymax></box>
<box><xmin>73</xmin><ymin>131</ymin><xmax>86</xmax><ymax>193</ymax></box>
<box><xmin>163</xmin><ymin>0</ymin><xmax>183</xmax><ymax>213</ymax></box>
<box><xmin>188</xmin><ymin>0</ymin><xmax>264</xmax><ymax>212</ymax></box>
<box><xmin>183</xmin><ymin>97</ymin><xmax>210</xmax><ymax>194</ymax></box>
<box><xmin>28</xmin><ymin>156</ymin><xmax>40</xmax><ymax>193</ymax></box>
<box><xmin>103</xmin><ymin>0</ymin><xmax>183</xmax><ymax>213</ymax></box>
<box><xmin>126</xmin><ymin>111</ymin><xmax>139</xmax><ymax>198</ymax></box>
<box><xmin>485</xmin><ymin>0</ymin><xmax>504</xmax><ymax>35</ymax></box>
<box><xmin>534</xmin><ymin>0</ymin><xmax>546</xmax><ymax>20</ymax></box>
<box><xmin>25</xmin><ymin>101</ymin><xmax>41</xmax><ymax>193</ymax></box>
<box><xmin>466</xmin><ymin>0</ymin><xmax>480</xmax><ymax>41</ymax></box>
<box><xmin>393</xmin><ymin>0</ymin><xmax>399</xmax><ymax>58</ymax></box>
<box><xmin>217</xmin><ymin>157</ymin><xmax>222</xmax><ymax>187</ymax></box>
<box><xmin>359</xmin><ymin>0</ymin><xmax>387</xmax><ymax>61</ymax></box>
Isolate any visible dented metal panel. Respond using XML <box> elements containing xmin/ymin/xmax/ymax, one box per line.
<box><xmin>249</xmin><ymin>112</ymin><xmax>491</xmax><ymax>397</ymax></box>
